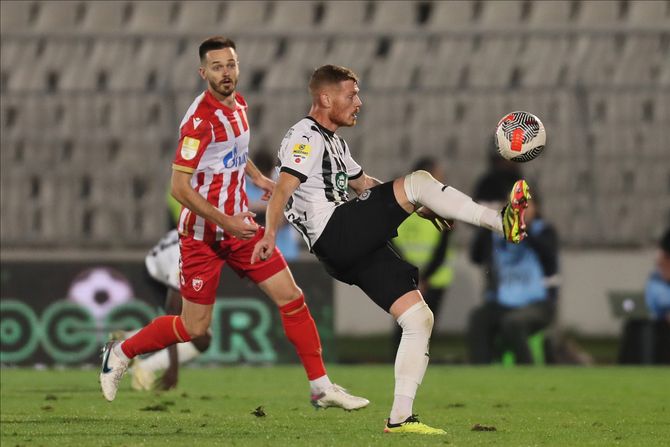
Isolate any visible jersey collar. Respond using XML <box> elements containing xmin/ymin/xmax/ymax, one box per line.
<box><xmin>204</xmin><ymin>90</ymin><xmax>241</xmax><ymax>112</ymax></box>
<box><xmin>305</xmin><ymin>116</ymin><xmax>335</xmax><ymax>137</ymax></box>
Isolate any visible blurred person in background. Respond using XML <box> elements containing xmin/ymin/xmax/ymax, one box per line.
<box><xmin>618</xmin><ymin>228</ymin><xmax>670</xmax><ymax>364</ymax></box>
<box><xmin>392</xmin><ymin>157</ymin><xmax>455</xmax><ymax>350</ymax></box>
<box><xmin>252</xmin><ymin>64</ymin><xmax>531</xmax><ymax>434</ymax></box>
<box><xmin>100</xmin><ymin>36</ymin><xmax>369</xmax><ymax>411</ymax></box>
<box><xmin>246</xmin><ymin>150</ymin><xmax>301</xmax><ymax>261</ymax></box>
<box><xmin>473</xmin><ymin>147</ymin><xmax>523</xmax><ymax>208</ymax></box>
<box><xmin>468</xmin><ymin>190</ymin><xmax>559</xmax><ymax>364</ymax></box>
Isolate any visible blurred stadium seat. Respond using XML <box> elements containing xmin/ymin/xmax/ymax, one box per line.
<box><xmin>0</xmin><ymin>1</ymin><xmax>37</xmax><ymax>32</ymax></box>
<box><xmin>479</xmin><ymin>0</ymin><xmax>526</xmax><ymax>25</ymax></box>
<box><xmin>80</xmin><ymin>1</ymin><xmax>129</xmax><ymax>32</ymax></box>
<box><xmin>32</xmin><ymin>0</ymin><xmax>83</xmax><ymax>32</ymax></box>
<box><xmin>0</xmin><ymin>0</ymin><xmax>668</xmax><ymax>248</ymax></box>
<box><xmin>220</xmin><ymin>0</ymin><xmax>269</xmax><ymax>32</ymax></box>
<box><xmin>425</xmin><ymin>1</ymin><xmax>474</xmax><ymax>29</ymax></box>
<box><xmin>267</xmin><ymin>1</ymin><xmax>318</xmax><ymax>31</ymax></box>
<box><xmin>527</xmin><ymin>0</ymin><xmax>574</xmax><ymax>26</ymax></box>
<box><xmin>369</xmin><ymin>1</ymin><xmax>418</xmax><ymax>31</ymax></box>
<box><xmin>126</xmin><ymin>1</ymin><xmax>178</xmax><ymax>33</ymax></box>
<box><xmin>173</xmin><ymin>1</ymin><xmax>223</xmax><ymax>34</ymax></box>
<box><xmin>321</xmin><ymin>1</ymin><xmax>370</xmax><ymax>31</ymax></box>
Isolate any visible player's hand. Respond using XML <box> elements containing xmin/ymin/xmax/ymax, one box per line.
<box><xmin>254</xmin><ymin>175</ymin><xmax>275</xmax><ymax>201</ymax></box>
<box><xmin>222</xmin><ymin>211</ymin><xmax>259</xmax><ymax>240</ymax></box>
<box><xmin>416</xmin><ymin>206</ymin><xmax>454</xmax><ymax>232</ymax></box>
<box><xmin>251</xmin><ymin>234</ymin><xmax>276</xmax><ymax>264</ymax></box>
<box><xmin>157</xmin><ymin>366</ymin><xmax>178</xmax><ymax>391</ymax></box>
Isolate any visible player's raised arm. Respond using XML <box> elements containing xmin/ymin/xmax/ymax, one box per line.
<box><xmin>251</xmin><ymin>172</ymin><xmax>301</xmax><ymax>264</ymax></box>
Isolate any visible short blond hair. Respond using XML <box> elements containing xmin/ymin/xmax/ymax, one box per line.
<box><xmin>309</xmin><ymin>64</ymin><xmax>359</xmax><ymax>95</ymax></box>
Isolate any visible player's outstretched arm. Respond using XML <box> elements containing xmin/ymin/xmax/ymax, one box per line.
<box><xmin>171</xmin><ymin>169</ymin><xmax>258</xmax><ymax>239</ymax></box>
<box><xmin>251</xmin><ymin>172</ymin><xmax>301</xmax><ymax>264</ymax></box>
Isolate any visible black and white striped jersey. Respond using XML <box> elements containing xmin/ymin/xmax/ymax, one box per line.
<box><xmin>278</xmin><ymin>117</ymin><xmax>363</xmax><ymax>250</ymax></box>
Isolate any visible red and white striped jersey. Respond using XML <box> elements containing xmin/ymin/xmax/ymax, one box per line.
<box><xmin>172</xmin><ymin>90</ymin><xmax>251</xmax><ymax>242</ymax></box>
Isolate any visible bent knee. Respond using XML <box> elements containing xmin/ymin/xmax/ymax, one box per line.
<box><xmin>275</xmin><ymin>287</ymin><xmax>304</xmax><ymax>310</ymax></box>
<box><xmin>399</xmin><ymin>302</ymin><xmax>434</xmax><ymax>333</ymax></box>
<box><xmin>411</xmin><ymin>169</ymin><xmax>435</xmax><ymax>182</ymax></box>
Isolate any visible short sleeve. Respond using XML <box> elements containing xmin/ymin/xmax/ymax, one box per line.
<box><xmin>172</xmin><ymin>116</ymin><xmax>213</xmax><ymax>173</ymax></box>
<box><xmin>278</xmin><ymin>127</ymin><xmax>324</xmax><ymax>183</ymax></box>
<box><xmin>341</xmin><ymin>139</ymin><xmax>363</xmax><ymax>179</ymax></box>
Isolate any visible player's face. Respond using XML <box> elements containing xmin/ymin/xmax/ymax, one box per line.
<box><xmin>200</xmin><ymin>47</ymin><xmax>239</xmax><ymax>99</ymax></box>
<box><xmin>329</xmin><ymin>80</ymin><xmax>362</xmax><ymax>127</ymax></box>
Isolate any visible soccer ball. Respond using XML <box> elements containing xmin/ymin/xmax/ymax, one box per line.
<box><xmin>494</xmin><ymin>111</ymin><xmax>546</xmax><ymax>162</ymax></box>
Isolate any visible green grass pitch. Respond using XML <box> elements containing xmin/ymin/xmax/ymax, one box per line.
<box><xmin>2</xmin><ymin>366</ymin><xmax>669</xmax><ymax>446</ymax></box>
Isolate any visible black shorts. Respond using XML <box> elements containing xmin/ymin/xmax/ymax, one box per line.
<box><xmin>312</xmin><ymin>182</ymin><xmax>418</xmax><ymax>312</ymax></box>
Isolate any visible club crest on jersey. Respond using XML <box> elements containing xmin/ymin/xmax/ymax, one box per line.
<box><xmin>181</xmin><ymin>137</ymin><xmax>200</xmax><ymax>160</ymax></box>
<box><xmin>192</xmin><ymin>277</ymin><xmax>204</xmax><ymax>292</ymax></box>
<box><xmin>223</xmin><ymin>143</ymin><xmax>248</xmax><ymax>169</ymax></box>
<box><xmin>359</xmin><ymin>189</ymin><xmax>371</xmax><ymax>201</ymax></box>
<box><xmin>335</xmin><ymin>172</ymin><xmax>348</xmax><ymax>191</ymax></box>
<box><xmin>292</xmin><ymin>143</ymin><xmax>311</xmax><ymax>164</ymax></box>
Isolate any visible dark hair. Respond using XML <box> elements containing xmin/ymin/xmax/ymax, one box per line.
<box><xmin>199</xmin><ymin>36</ymin><xmax>236</xmax><ymax>62</ymax></box>
<box><xmin>309</xmin><ymin>64</ymin><xmax>359</xmax><ymax>95</ymax></box>
<box><xmin>661</xmin><ymin>228</ymin><xmax>670</xmax><ymax>253</ymax></box>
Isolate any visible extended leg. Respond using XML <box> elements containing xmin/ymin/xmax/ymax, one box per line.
<box><xmin>393</xmin><ymin>171</ymin><xmax>530</xmax><ymax>243</ymax></box>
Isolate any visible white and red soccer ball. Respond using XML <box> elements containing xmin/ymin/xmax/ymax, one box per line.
<box><xmin>495</xmin><ymin>111</ymin><xmax>546</xmax><ymax>162</ymax></box>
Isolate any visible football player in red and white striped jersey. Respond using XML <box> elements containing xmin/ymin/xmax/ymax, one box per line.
<box><xmin>100</xmin><ymin>37</ymin><xmax>368</xmax><ymax>411</ymax></box>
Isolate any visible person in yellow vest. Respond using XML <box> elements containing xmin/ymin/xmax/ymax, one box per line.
<box><xmin>392</xmin><ymin>157</ymin><xmax>455</xmax><ymax>348</ymax></box>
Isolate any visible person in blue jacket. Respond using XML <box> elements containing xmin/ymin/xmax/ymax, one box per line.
<box><xmin>619</xmin><ymin>228</ymin><xmax>670</xmax><ymax>364</ymax></box>
<box><xmin>468</xmin><ymin>192</ymin><xmax>559</xmax><ymax>364</ymax></box>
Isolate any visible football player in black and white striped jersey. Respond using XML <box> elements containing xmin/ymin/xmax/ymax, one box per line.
<box><xmin>253</xmin><ymin>65</ymin><xmax>531</xmax><ymax>435</ymax></box>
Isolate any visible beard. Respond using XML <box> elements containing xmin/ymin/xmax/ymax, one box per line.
<box><xmin>332</xmin><ymin>111</ymin><xmax>357</xmax><ymax>128</ymax></box>
<box><xmin>209</xmin><ymin>78</ymin><xmax>237</xmax><ymax>98</ymax></box>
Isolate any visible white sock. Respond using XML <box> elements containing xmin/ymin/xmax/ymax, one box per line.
<box><xmin>139</xmin><ymin>342</ymin><xmax>201</xmax><ymax>372</ymax></box>
<box><xmin>309</xmin><ymin>374</ymin><xmax>333</xmax><ymax>395</ymax></box>
<box><xmin>404</xmin><ymin>170</ymin><xmax>503</xmax><ymax>234</ymax></box>
<box><xmin>389</xmin><ymin>395</ymin><xmax>414</xmax><ymax>424</ymax></box>
<box><xmin>112</xmin><ymin>329</ymin><xmax>139</xmax><ymax>362</ymax></box>
<box><xmin>389</xmin><ymin>301</ymin><xmax>434</xmax><ymax>424</ymax></box>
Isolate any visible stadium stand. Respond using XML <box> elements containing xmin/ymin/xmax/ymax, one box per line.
<box><xmin>1</xmin><ymin>0</ymin><xmax>668</xmax><ymax>248</ymax></box>
<box><xmin>80</xmin><ymin>1</ymin><xmax>129</xmax><ymax>32</ymax></box>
